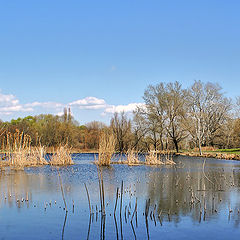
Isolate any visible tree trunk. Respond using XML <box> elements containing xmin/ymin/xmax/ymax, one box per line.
<box><xmin>173</xmin><ymin>139</ymin><xmax>179</xmax><ymax>153</ymax></box>
<box><xmin>198</xmin><ymin>140</ymin><xmax>202</xmax><ymax>155</ymax></box>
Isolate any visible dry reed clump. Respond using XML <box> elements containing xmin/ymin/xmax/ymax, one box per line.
<box><xmin>164</xmin><ymin>151</ymin><xmax>176</xmax><ymax>165</ymax></box>
<box><xmin>28</xmin><ymin>146</ymin><xmax>48</xmax><ymax>166</ymax></box>
<box><xmin>145</xmin><ymin>150</ymin><xmax>164</xmax><ymax>165</ymax></box>
<box><xmin>97</xmin><ymin>131</ymin><xmax>115</xmax><ymax>166</ymax></box>
<box><xmin>49</xmin><ymin>145</ymin><xmax>73</xmax><ymax>166</ymax></box>
<box><xmin>2</xmin><ymin>130</ymin><xmax>48</xmax><ymax>169</ymax></box>
<box><xmin>126</xmin><ymin>149</ymin><xmax>139</xmax><ymax>165</ymax></box>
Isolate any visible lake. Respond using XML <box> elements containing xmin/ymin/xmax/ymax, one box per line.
<box><xmin>1</xmin><ymin>154</ymin><xmax>240</xmax><ymax>240</ymax></box>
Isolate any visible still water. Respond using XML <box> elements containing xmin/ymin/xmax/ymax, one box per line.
<box><xmin>1</xmin><ymin>154</ymin><xmax>240</xmax><ymax>240</ymax></box>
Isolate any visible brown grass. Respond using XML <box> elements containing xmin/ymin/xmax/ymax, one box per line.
<box><xmin>1</xmin><ymin>130</ymin><xmax>73</xmax><ymax>169</ymax></box>
<box><xmin>1</xmin><ymin>130</ymin><xmax>48</xmax><ymax>169</ymax></box>
<box><xmin>145</xmin><ymin>150</ymin><xmax>164</xmax><ymax>165</ymax></box>
<box><xmin>164</xmin><ymin>151</ymin><xmax>176</xmax><ymax>165</ymax></box>
<box><xmin>126</xmin><ymin>149</ymin><xmax>139</xmax><ymax>165</ymax></box>
<box><xmin>96</xmin><ymin>131</ymin><xmax>115</xmax><ymax>166</ymax></box>
<box><xmin>49</xmin><ymin>145</ymin><xmax>73</xmax><ymax>166</ymax></box>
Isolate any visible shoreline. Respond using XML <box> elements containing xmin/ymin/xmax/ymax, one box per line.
<box><xmin>175</xmin><ymin>152</ymin><xmax>240</xmax><ymax>161</ymax></box>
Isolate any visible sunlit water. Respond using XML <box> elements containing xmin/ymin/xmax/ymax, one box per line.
<box><xmin>1</xmin><ymin>154</ymin><xmax>240</xmax><ymax>240</ymax></box>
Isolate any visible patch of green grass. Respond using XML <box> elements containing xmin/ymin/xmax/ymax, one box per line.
<box><xmin>179</xmin><ymin>148</ymin><xmax>240</xmax><ymax>155</ymax></box>
<box><xmin>210</xmin><ymin>148</ymin><xmax>240</xmax><ymax>154</ymax></box>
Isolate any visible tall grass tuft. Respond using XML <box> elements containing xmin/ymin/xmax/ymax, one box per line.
<box><xmin>3</xmin><ymin>130</ymin><xmax>48</xmax><ymax>169</ymax></box>
<box><xmin>50</xmin><ymin>145</ymin><xmax>73</xmax><ymax>166</ymax></box>
<box><xmin>97</xmin><ymin>131</ymin><xmax>115</xmax><ymax>166</ymax></box>
<box><xmin>145</xmin><ymin>150</ymin><xmax>164</xmax><ymax>165</ymax></box>
<box><xmin>126</xmin><ymin>149</ymin><xmax>139</xmax><ymax>165</ymax></box>
<box><xmin>29</xmin><ymin>146</ymin><xmax>48</xmax><ymax>165</ymax></box>
<box><xmin>165</xmin><ymin>151</ymin><xmax>176</xmax><ymax>165</ymax></box>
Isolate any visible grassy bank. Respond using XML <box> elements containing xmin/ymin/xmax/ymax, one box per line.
<box><xmin>178</xmin><ymin>148</ymin><xmax>240</xmax><ymax>160</ymax></box>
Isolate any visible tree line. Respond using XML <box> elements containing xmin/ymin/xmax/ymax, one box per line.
<box><xmin>1</xmin><ymin>80</ymin><xmax>240</xmax><ymax>153</ymax></box>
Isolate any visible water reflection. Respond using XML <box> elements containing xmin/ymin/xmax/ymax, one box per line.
<box><xmin>145</xmin><ymin>158</ymin><xmax>240</xmax><ymax>226</ymax></box>
<box><xmin>62</xmin><ymin>211</ymin><xmax>68</xmax><ymax>240</ymax></box>
<box><xmin>1</xmin><ymin>155</ymin><xmax>240</xmax><ymax>239</ymax></box>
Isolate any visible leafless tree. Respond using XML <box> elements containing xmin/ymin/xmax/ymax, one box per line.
<box><xmin>135</xmin><ymin>81</ymin><xmax>188</xmax><ymax>152</ymax></box>
<box><xmin>110</xmin><ymin>112</ymin><xmax>132</xmax><ymax>152</ymax></box>
<box><xmin>186</xmin><ymin>80</ymin><xmax>231</xmax><ymax>154</ymax></box>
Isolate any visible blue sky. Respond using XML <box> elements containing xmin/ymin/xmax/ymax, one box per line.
<box><xmin>0</xmin><ymin>0</ymin><xmax>240</xmax><ymax>124</ymax></box>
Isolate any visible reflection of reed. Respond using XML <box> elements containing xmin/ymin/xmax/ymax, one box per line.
<box><xmin>120</xmin><ymin>180</ymin><xmax>123</xmax><ymax>240</ymax></box>
<box><xmin>84</xmin><ymin>183</ymin><xmax>92</xmax><ymax>214</ymax></box>
<box><xmin>100</xmin><ymin>215</ymin><xmax>106</xmax><ymax>240</ymax></box>
<box><xmin>114</xmin><ymin>187</ymin><xmax>119</xmax><ymax>215</ymax></box>
<box><xmin>145</xmin><ymin>215</ymin><xmax>150</xmax><ymax>240</ymax></box>
<box><xmin>86</xmin><ymin>215</ymin><xmax>92</xmax><ymax>240</ymax></box>
<box><xmin>0</xmin><ymin>171</ymin><xmax>34</xmax><ymax>208</ymax></box>
<box><xmin>120</xmin><ymin>211</ymin><xmax>123</xmax><ymax>240</ymax></box>
<box><xmin>57</xmin><ymin>169</ymin><xmax>68</xmax><ymax>212</ymax></box>
<box><xmin>114</xmin><ymin>214</ymin><xmax>119</xmax><ymax>240</ymax></box>
<box><xmin>130</xmin><ymin>220</ymin><xmax>137</xmax><ymax>240</ymax></box>
<box><xmin>61</xmin><ymin>211</ymin><xmax>68</xmax><ymax>240</ymax></box>
<box><xmin>97</xmin><ymin>167</ymin><xmax>106</xmax><ymax>215</ymax></box>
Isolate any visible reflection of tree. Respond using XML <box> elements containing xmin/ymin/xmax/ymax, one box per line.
<box><xmin>0</xmin><ymin>169</ymin><xmax>59</xmax><ymax>209</ymax></box>
<box><xmin>0</xmin><ymin>170</ymin><xmax>33</xmax><ymax>208</ymax></box>
<box><xmin>146</xmin><ymin>160</ymin><xmax>240</xmax><ymax>224</ymax></box>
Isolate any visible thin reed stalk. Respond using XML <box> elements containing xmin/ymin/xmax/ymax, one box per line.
<box><xmin>131</xmin><ymin>198</ymin><xmax>138</xmax><ymax>222</ymax></box>
<box><xmin>120</xmin><ymin>180</ymin><xmax>123</xmax><ymax>216</ymax></box>
<box><xmin>57</xmin><ymin>169</ymin><xmax>68</xmax><ymax>212</ymax></box>
<box><xmin>101</xmin><ymin>173</ymin><xmax>106</xmax><ymax>215</ymax></box>
<box><xmin>84</xmin><ymin>183</ymin><xmax>92</xmax><ymax>215</ymax></box>
<box><xmin>114</xmin><ymin>187</ymin><xmax>119</xmax><ymax>215</ymax></box>
<box><xmin>97</xmin><ymin>167</ymin><xmax>103</xmax><ymax>212</ymax></box>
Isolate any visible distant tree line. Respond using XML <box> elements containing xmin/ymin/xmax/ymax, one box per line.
<box><xmin>1</xmin><ymin>80</ymin><xmax>240</xmax><ymax>153</ymax></box>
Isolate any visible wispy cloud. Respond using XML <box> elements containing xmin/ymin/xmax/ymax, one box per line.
<box><xmin>25</xmin><ymin>101</ymin><xmax>63</xmax><ymax>108</ymax></box>
<box><xmin>0</xmin><ymin>92</ymin><xmax>33</xmax><ymax>115</ymax></box>
<box><xmin>0</xmin><ymin>92</ymin><xmax>19</xmax><ymax>107</ymax></box>
<box><xmin>69</xmin><ymin>96</ymin><xmax>107</xmax><ymax>110</ymax></box>
<box><xmin>104</xmin><ymin>103</ymin><xmax>144</xmax><ymax>114</ymax></box>
<box><xmin>0</xmin><ymin>91</ymin><xmax>143</xmax><ymax>121</ymax></box>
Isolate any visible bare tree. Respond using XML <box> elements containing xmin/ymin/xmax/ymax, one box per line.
<box><xmin>186</xmin><ymin>80</ymin><xmax>231</xmax><ymax>154</ymax></box>
<box><xmin>135</xmin><ymin>81</ymin><xmax>188</xmax><ymax>152</ymax></box>
<box><xmin>164</xmin><ymin>82</ymin><xmax>188</xmax><ymax>152</ymax></box>
<box><xmin>110</xmin><ymin>112</ymin><xmax>132</xmax><ymax>152</ymax></box>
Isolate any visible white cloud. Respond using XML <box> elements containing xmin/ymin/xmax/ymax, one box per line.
<box><xmin>0</xmin><ymin>92</ymin><xmax>33</xmax><ymax>114</ymax></box>
<box><xmin>104</xmin><ymin>103</ymin><xmax>144</xmax><ymax>114</ymax></box>
<box><xmin>0</xmin><ymin>92</ymin><xmax>19</xmax><ymax>107</ymax></box>
<box><xmin>25</xmin><ymin>101</ymin><xmax>63</xmax><ymax>108</ymax></box>
<box><xmin>57</xmin><ymin>111</ymin><xmax>64</xmax><ymax>116</ymax></box>
<box><xmin>0</xmin><ymin>111</ymin><xmax>13</xmax><ymax>116</ymax></box>
<box><xmin>69</xmin><ymin>96</ymin><xmax>107</xmax><ymax>109</ymax></box>
<box><xmin>0</xmin><ymin>106</ymin><xmax>33</xmax><ymax>112</ymax></box>
<box><xmin>0</xmin><ymin>90</ymin><xmax>144</xmax><ymax>122</ymax></box>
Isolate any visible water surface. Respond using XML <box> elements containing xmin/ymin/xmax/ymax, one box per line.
<box><xmin>1</xmin><ymin>154</ymin><xmax>240</xmax><ymax>240</ymax></box>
